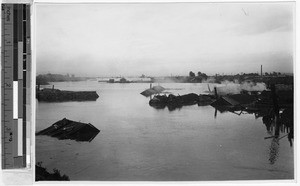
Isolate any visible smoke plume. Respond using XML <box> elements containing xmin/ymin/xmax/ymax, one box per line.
<box><xmin>216</xmin><ymin>80</ymin><xmax>266</xmax><ymax>95</ymax></box>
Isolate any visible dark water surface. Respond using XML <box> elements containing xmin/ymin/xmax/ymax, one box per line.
<box><xmin>36</xmin><ymin>81</ymin><xmax>294</xmax><ymax>181</ymax></box>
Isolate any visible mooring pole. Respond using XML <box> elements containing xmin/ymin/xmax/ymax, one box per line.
<box><xmin>214</xmin><ymin>87</ymin><xmax>218</xmax><ymax>99</ymax></box>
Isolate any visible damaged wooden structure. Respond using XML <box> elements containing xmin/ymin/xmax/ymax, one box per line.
<box><xmin>211</xmin><ymin>85</ymin><xmax>294</xmax><ymax>146</ymax></box>
<box><xmin>36</xmin><ymin>118</ymin><xmax>100</xmax><ymax>142</ymax></box>
<box><xmin>198</xmin><ymin>94</ymin><xmax>216</xmax><ymax>106</ymax></box>
<box><xmin>211</xmin><ymin>94</ymin><xmax>257</xmax><ymax>111</ymax></box>
<box><xmin>36</xmin><ymin>88</ymin><xmax>99</xmax><ymax>102</ymax></box>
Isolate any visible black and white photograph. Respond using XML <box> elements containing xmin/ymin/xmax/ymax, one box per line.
<box><xmin>35</xmin><ymin>2</ymin><xmax>295</xmax><ymax>182</ymax></box>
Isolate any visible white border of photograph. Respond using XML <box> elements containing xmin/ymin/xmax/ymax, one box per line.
<box><xmin>0</xmin><ymin>0</ymin><xmax>298</xmax><ymax>186</ymax></box>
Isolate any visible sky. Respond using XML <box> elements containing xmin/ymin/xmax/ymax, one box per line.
<box><xmin>36</xmin><ymin>2</ymin><xmax>294</xmax><ymax>77</ymax></box>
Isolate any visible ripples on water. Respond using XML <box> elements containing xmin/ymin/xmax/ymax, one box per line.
<box><xmin>36</xmin><ymin>81</ymin><xmax>294</xmax><ymax>181</ymax></box>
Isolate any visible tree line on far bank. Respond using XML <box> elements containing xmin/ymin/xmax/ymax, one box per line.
<box><xmin>36</xmin><ymin>73</ymin><xmax>86</xmax><ymax>85</ymax></box>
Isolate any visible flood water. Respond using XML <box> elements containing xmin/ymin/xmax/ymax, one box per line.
<box><xmin>36</xmin><ymin>81</ymin><xmax>294</xmax><ymax>181</ymax></box>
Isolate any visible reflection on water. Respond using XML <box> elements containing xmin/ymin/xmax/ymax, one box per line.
<box><xmin>269</xmin><ymin>138</ymin><xmax>279</xmax><ymax>165</ymax></box>
<box><xmin>213</xmin><ymin>107</ymin><xmax>293</xmax><ymax>166</ymax></box>
<box><xmin>263</xmin><ymin>108</ymin><xmax>293</xmax><ymax>165</ymax></box>
<box><xmin>36</xmin><ymin>81</ymin><xmax>294</xmax><ymax>181</ymax></box>
<box><xmin>212</xmin><ymin>102</ymin><xmax>293</xmax><ymax>166</ymax></box>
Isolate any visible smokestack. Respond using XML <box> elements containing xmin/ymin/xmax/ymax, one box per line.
<box><xmin>261</xmin><ymin>65</ymin><xmax>263</xmax><ymax>76</ymax></box>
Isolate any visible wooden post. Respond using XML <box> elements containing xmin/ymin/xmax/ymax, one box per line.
<box><xmin>214</xmin><ymin>87</ymin><xmax>218</xmax><ymax>99</ymax></box>
<box><xmin>207</xmin><ymin>84</ymin><xmax>211</xmax><ymax>92</ymax></box>
<box><xmin>52</xmin><ymin>85</ymin><xmax>54</xmax><ymax>90</ymax></box>
<box><xmin>214</xmin><ymin>108</ymin><xmax>217</xmax><ymax>118</ymax></box>
<box><xmin>271</xmin><ymin>84</ymin><xmax>280</xmax><ymax>137</ymax></box>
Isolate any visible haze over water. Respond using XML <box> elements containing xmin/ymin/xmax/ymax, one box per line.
<box><xmin>36</xmin><ymin>3</ymin><xmax>294</xmax><ymax>77</ymax></box>
<box><xmin>36</xmin><ymin>81</ymin><xmax>293</xmax><ymax>181</ymax></box>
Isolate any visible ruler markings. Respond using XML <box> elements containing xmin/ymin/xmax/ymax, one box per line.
<box><xmin>17</xmin><ymin>4</ymin><xmax>24</xmax><ymax>167</ymax></box>
<box><xmin>18</xmin><ymin>4</ymin><xmax>23</xmax><ymax>42</ymax></box>
<box><xmin>13</xmin><ymin>81</ymin><xmax>18</xmax><ymax>118</ymax></box>
<box><xmin>13</xmin><ymin>156</ymin><xmax>22</xmax><ymax>168</ymax></box>
<box><xmin>13</xmin><ymin>5</ymin><xmax>17</xmax><ymax>83</ymax></box>
<box><xmin>18</xmin><ymin>42</ymin><xmax>23</xmax><ymax>79</ymax></box>
<box><xmin>25</xmin><ymin>3</ymin><xmax>31</xmax><ymax>168</ymax></box>
<box><xmin>23</xmin><ymin>4</ymin><xmax>26</xmax><ymax>54</ymax></box>
<box><xmin>1</xmin><ymin>4</ymin><xmax>31</xmax><ymax>169</ymax></box>
<box><xmin>18</xmin><ymin>80</ymin><xmax>23</xmax><ymax>117</ymax></box>
<box><xmin>23</xmin><ymin>70</ymin><xmax>26</xmax><ymax>164</ymax></box>
<box><xmin>2</xmin><ymin>4</ymin><xmax>14</xmax><ymax>169</ymax></box>
<box><xmin>1</xmin><ymin>4</ymin><xmax>4</xmax><ymax>168</ymax></box>
<box><xmin>2</xmin><ymin>3</ymin><xmax>30</xmax><ymax>169</ymax></box>
<box><xmin>12</xmin><ymin>119</ymin><xmax>18</xmax><ymax>158</ymax></box>
<box><xmin>26</xmin><ymin>137</ymin><xmax>30</xmax><ymax>166</ymax></box>
<box><xmin>17</xmin><ymin>119</ymin><xmax>23</xmax><ymax>156</ymax></box>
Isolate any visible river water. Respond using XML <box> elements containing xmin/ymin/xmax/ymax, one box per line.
<box><xmin>36</xmin><ymin>81</ymin><xmax>294</xmax><ymax>181</ymax></box>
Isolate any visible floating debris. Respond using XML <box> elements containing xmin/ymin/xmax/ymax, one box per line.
<box><xmin>36</xmin><ymin>118</ymin><xmax>100</xmax><ymax>142</ymax></box>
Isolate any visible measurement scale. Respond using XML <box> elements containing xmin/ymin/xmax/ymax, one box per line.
<box><xmin>1</xmin><ymin>3</ymin><xmax>31</xmax><ymax>169</ymax></box>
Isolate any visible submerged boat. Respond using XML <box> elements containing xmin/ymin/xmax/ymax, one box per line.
<box><xmin>141</xmin><ymin>85</ymin><xmax>165</xmax><ymax>97</ymax></box>
<box><xmin>149</xmin><ymin>93</ymin><xmax>200</xmax><ymax>111</ymax></box>
<box><xmin>36</xmin><ymin>118</ymin><xmax>100</xmax><ymax>142</ymax></box>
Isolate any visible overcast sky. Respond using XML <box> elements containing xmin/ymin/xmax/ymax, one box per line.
<box><xmin>36</xmin><ymin>2</ymin><xmax>294</xmax><ymax>77</ymax></box>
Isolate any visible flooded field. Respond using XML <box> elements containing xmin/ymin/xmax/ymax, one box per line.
<box><xmin>36</xmin><ymin>81</ymin><xmax>294</xmax><ymax>181</ymax></box>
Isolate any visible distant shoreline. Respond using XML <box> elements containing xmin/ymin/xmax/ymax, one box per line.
<box><xmin>37</xmin><ymin>73</ymin><xmax>293</xmax><ymax>89</ymax></box>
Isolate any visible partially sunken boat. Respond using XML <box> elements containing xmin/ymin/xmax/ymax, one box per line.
<box><xmin>149</xmin><ymin>93</ymin><xmax>200</xmax><ymax>111</ymax></box>
<box><xmin>141</xmin><ymin>85</ymin><xmax>165</xmax><ymax>97</ymax></box>
<box><xmin>36</xmin><ymin>88</ymin><xmax>99</xmax><ymax>102</ymax></box>
<box><xmin>36</xmin><ymin>118</ymin><xmax>100</xmax><ymax>142</ymax></box>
